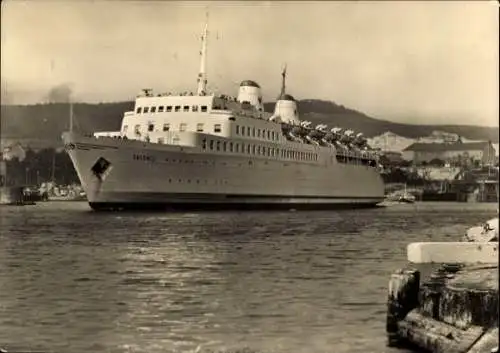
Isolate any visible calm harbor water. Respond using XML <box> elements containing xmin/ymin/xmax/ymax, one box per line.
<box><xmin>0</xmin><ymin>201</ymin><xmax>497</xmax><ymax>353</ymax></box>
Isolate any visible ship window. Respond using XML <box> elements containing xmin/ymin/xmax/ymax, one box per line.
<box><xmin>252</xmin><ymin>128</ymin><xmax>255</xmax><ymax>137</ymax></box>
<box><xmin>201</xmin><ymin>105</ymin><xmax>208</xmax><ymax>112</ymax></box>
<box><xmin>267</xmin><ymin>130</ymin><xmax>271</xmax><ymax>139</ymax></box>
<box><xmin>158</xmin><ymin>106</ymin><xmax>164</xmax><ymax>112</ymax></box>
<box><xmin>202</xmin><ymin>138</ymin><xmax>207</xmax><ymax>149</ymax></box>
<box><xmin>257</xmin><ymin>129</ymin><xmax>261</xmax><ymax>138</ymax></box>
<box><xmin>163</xmin><ymin>123</ymin><xmax>170</xmax><ymax>131</ymax></box>
<box><xmin>123</xmin><ymin>125</ymin><xmax>128</xmax><ymax>132</ymax></box>
<box><xmin>158</xmin><ymin>137</ymin><xmax>164</xmax><ymax>144</ymax></box>
<box><xmin>166</xmin><ymin>106</ymin><xmax>172</xmax><ymax>112</ymax></box>
<box><xmin>136</xmin><ymin>107</ymin><xmax>142</xmax><ymax>114</ymax></box>
<box><xmin>183</xmin><ymin>105</ymin><xmax>190</xmax><ymax>112</ymax></box>
<box><xmin>236</xmin><ymin>125</ymin><xmax>240</xmax><ymax>134</ymax></box>
<box><xmin>229</xmin><ymin>142</ymin><xmax>233</xmax><ymax>152</ymax></box>
<box><xmin>134</xmin><ymin>124</ymin><xmax>141</xmax><ymax>135</ymax></box>
<box><xmin>247</xmin><ymin>127</ymin><xmax>251</xmax><ymax>137</ymax></box>
<box><xmin>197</xmin><ymin>123</ymin><xmax>204</xmax><ymax>132</ymax></box>
<box><xmin>209</xmin><ymin>140</ymin><xmax>214</xmax><ymax>150</ymax></box>
<box><xmin>252</xmin><ymin>145</ymin><xmax>256</xmax><ymax>154</ymax></box>
<box><xmin>241</xmin><ymin>126</ymin><xmax>246</xmax><ymax>135</ymax></box>
<box><xmin>192</xmin><ymin>105</ymin><xmax>199</xmax><ymax>112</ymax></box>
<box><xmin>216</xmin><ymin>141</ymin><xmax>220</xmax><ymax>151</ymax></box>
<box><xmin>235</xmin><ymin>143</ymin><xmax>240</xmax><ymax>153</ymax></box>
<box><xmin>272</xmin><ymin>131</ymin><xmax>275</xmax><ymax>140</ymax></box>
<box><xmin>151</xmin><ymin>106</ymin><xmax>157</xmax><ymax>113</ymax></box>
<box><xmin>214</xmin><ymin>124</ymin><xmax>221</xmax><ymax>133</ymax></box>
<box><xmin>148</xmin><ymin>124</ymin><xmax>154</xmax><ymax>132</ymax></box>
<box><xmin>144</xmin><ymin>107</ymin><xmax>150</xmax><ymax>113</ymax></box>
<box><xmin>223</xmin><ymin>141</ymin><xmax>227</xmax><ymax>152</ymax></box>
<box><xmin>246</xmin><ymin>144</ymin><xmax>251</xmax><ymax>154</ymax></box>
<box><xmin>179</xmin><ymin>123</ymin><xmax>187</xmax><ymax>131</ymax></box>
<box><xmin>257</xmin><ymin>146</ymin><xmax>261</xmax><ymax>155</ymax></box>
<box><xmin>175</xmin><ymin>106</ymin><xmax>181</xmax><ymax>112</ymax></box>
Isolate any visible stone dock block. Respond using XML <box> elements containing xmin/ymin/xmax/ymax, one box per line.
<box><xmin>407</xmin><ymin>242</ymin><xmax>499</xmax><ymax>264</ymax></box>
<box><xmin>398</xmin><ymin>311</ymin><xmax>486</xmax><ymax>353</ymax></box>
<box><xmin>467</xmin><ymin>327</ymin><xmax>498</xmax><ymax>353</ymax></box>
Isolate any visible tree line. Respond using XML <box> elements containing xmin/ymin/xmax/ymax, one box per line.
<box><xmin>2</xmin><ymin>148</ymin><xmax>79</xmax><ymax>186</ymax></box>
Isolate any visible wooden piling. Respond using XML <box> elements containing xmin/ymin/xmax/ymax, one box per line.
<box><xmin>386</xmin><ymin>242</ymin><xmax>498</xmax><ymax>353</ymax></box>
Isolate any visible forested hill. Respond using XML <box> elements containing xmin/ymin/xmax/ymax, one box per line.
<box><xmin>1</xmin><ymin>100</ymin><xmax>497</xmax><ymax>147</ymax></box>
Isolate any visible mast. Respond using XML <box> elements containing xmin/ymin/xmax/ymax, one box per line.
<box><xmin>197</xmin><ymin>11</ymin><xmax>209</xmax><ymax>96</ymax></box>
<box><xmin>69</xmin><ymin>101</ymin><xmax>74</xmax><ymax>133</ymax></box>
<box><xmin>280</xmin><ymin>64</ymin><xmax>287</xmax><ymax>97</ymax></box>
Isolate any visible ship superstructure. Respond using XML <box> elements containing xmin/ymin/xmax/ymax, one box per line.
<box><xmin>62</xmin><ymin>15</ymin><xmax>385</xmax><ymax>211</ymax></box>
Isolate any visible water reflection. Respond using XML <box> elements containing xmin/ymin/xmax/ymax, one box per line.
<box><xmin>0</xmin><ymin>201</ymin><xmax>496</xmax><ymax>353</ymax></box>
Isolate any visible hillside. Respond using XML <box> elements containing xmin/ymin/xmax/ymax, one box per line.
<box><xmin>1</xmin><ymin>100</ymin><xmax>498</xmax><ymax>149</ymax></box>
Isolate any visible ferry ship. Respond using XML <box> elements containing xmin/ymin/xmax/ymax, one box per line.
<box><xmin>62</xmin><ymin>17</ymin><xmax>385</xmax><ymax>211</ymax></box>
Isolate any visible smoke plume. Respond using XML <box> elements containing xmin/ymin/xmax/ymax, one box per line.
<box><xmin>46</xmin><ymin>83</ymin><xmax>73</xmax><ymax>103</ymax></box>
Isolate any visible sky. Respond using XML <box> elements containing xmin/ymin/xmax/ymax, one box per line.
<box><xmin>1</xmin><ymin>0</ymin><xmax>498</xmax><ymax>126</ymax></box>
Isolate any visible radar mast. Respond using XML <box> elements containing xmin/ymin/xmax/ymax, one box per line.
<box><xmin>197</xmin><ymin>11</ymin><xmax>209</xmax><ymax>96</ymax></box>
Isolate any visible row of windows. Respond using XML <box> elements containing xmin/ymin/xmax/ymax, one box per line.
<box><xmin>236</xmin><ymin>125</ymin><xmax>279</xmax><ymax>141</ymax></box>
<box><xmin>124</xmin><ymin>123</ymin><xmax>223</xmax><ymax>134</ymax></box>
<box><xmin>136</xmin><ymin>105</ymin><xmax>208</xmax><ymax>114</ymax></box>
<box><xmin>133</xmin><ymin>149</ymin><xmax>376</xmax><ymax>168</ymax></box>
<box><xmin>201</xmin><ymin>138</ymin><xmax>319</xmax><ymax>161</ymax></box>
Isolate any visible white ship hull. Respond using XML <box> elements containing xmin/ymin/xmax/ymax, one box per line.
<box><xmin>62</xmin><ymin>132</ymin><xmax>385</xmax><ymax>211</ymax></box>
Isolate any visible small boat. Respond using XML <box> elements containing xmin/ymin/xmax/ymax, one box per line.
<box><xmin>398</xmin><ymin>193</ymin><xmax>416</xmax><ymax>204</ymax></box>
<box><xmin>463</xmin><ymin>217</ymin><xmax>498</xmax><ymax>242</ymax></box>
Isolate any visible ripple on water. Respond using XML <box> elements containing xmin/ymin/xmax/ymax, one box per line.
<box><xmin>0</xmin><ymin>202</ymin><xmax>496</xmax><ymax>353</ymax></box>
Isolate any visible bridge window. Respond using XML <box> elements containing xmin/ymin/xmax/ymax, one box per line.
<box><xmin>166</xmin><ymin>106</ymin><xmax>172</xmax><ymax>112</ymax></box>
<box><xmin>267</xmin><ymin>130</ymin><xmax>271</xmax><ymax>140</ymax></box>
<box><xmin>151</xmin><ymin>106</ymin><xmax>157</xmax><ymax>113</ymax></box>
<box><xmin>179</xmin><ymin>123</ymin><xmax>187</xmax><ymax>132</ymax></box>
<box><xmin>202</xmin><ymin>138</ymin><xmax>207</xmax><ymax>149</ymax></box>
<box><xmin>241</xmin><ymin>126</ymin><xmax>246</xmax><ymax>135</ymax></box>
<box><xmin>192</xmin><ymin>105</ymin><xmax>199</xmax><ymax>112</ymax></box>
<box><xmin>158</xmin><ymin>106</ymin><xmax>164</xmax><ymax>112</ymax></box>
<box><xmin>252</xmin><ymin>127</ymin><xmax>256</xmax><ymax>137</ymax></box>
<box><xmin>175</xmin><ymin>106</ymin><xmax>181</xmax><ymax>112</ymax></box>
<box><xmin>257</xmin><ymin>146</ymin><xmax>261</xmax><ymax>155</ymax></box>
<box><xmin>247</xmin><ymin>127</ymin><xmax>251</xmax><ymax>137</ymax></box>
<box><xmin>223</xmin><ymin>141</ymin><xmax>227</xmax><ymax>152</ymax></box>
<box><xmin>136</xmin><ymin>107</ymin><xmax>142</xmax><ymax>114</ymax></box>
<box><xmin>214</xmin><ymin>124</ymin><xmax>221</xmax><ymax>133</ymax></box>
<box><xmin>229</xmin><ymin>142</ymin><xmax>233</xmax><ymax>152</ymax></box>
<box><xmin>134</xmin><ymin>124</ymin><xmax>141</xmax><ymax>135</ymax></box>
<box><xmin>216</xmin><ymin>141</ymin><xmax>220</xmax><ymax>151</ymax></box>
<box><xmin>163</xmin><ymin>123</ymin><xmax>170</xmax><ymax>131</ymax></box>
<box><xmin>246</xmin><ymin>144</ymin><xmax>251</xmax><ymax>154</ymax></box>
<box><xmin>183</xmin><ymin>105</ymin><xmax>190</xmax><ymax>112</ymax></box>
<box><xmin>257</xmin><ymin>129</ymin><xmax>261</xmax><ymax>138</ymax></box>
<box><xmin>236</xmin><ymin>125</ymin><xmax>240</xmax><ymax>134</ymax></box>
<box><xmin>148</xmin><ymin>124</ymin><xmax>154</xmax><ymax>132</ymax></box>
<box><xmin>123</xmin><ymin>125</ymin><xmax>128</xmax><ymax>132</ymax></box>
<box><xmin>196</xmin><ymin>123</ymin><xmax>204</xmax><ymax>132</ymax></box>
<box><xmin>201</xmin><ymin>105</ymin><xmax>208</xmax><ymax>112</ymax></box>
<box><xmin>143</xmin><ymin>107</ymin><xmax>150</xmax><ymax>113</ymax></box>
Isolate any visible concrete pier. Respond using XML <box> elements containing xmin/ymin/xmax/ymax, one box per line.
<box><xmin>386</xmin><ymin>241</ymin><xmax>498</xmax><ymax>353</ymax></box>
